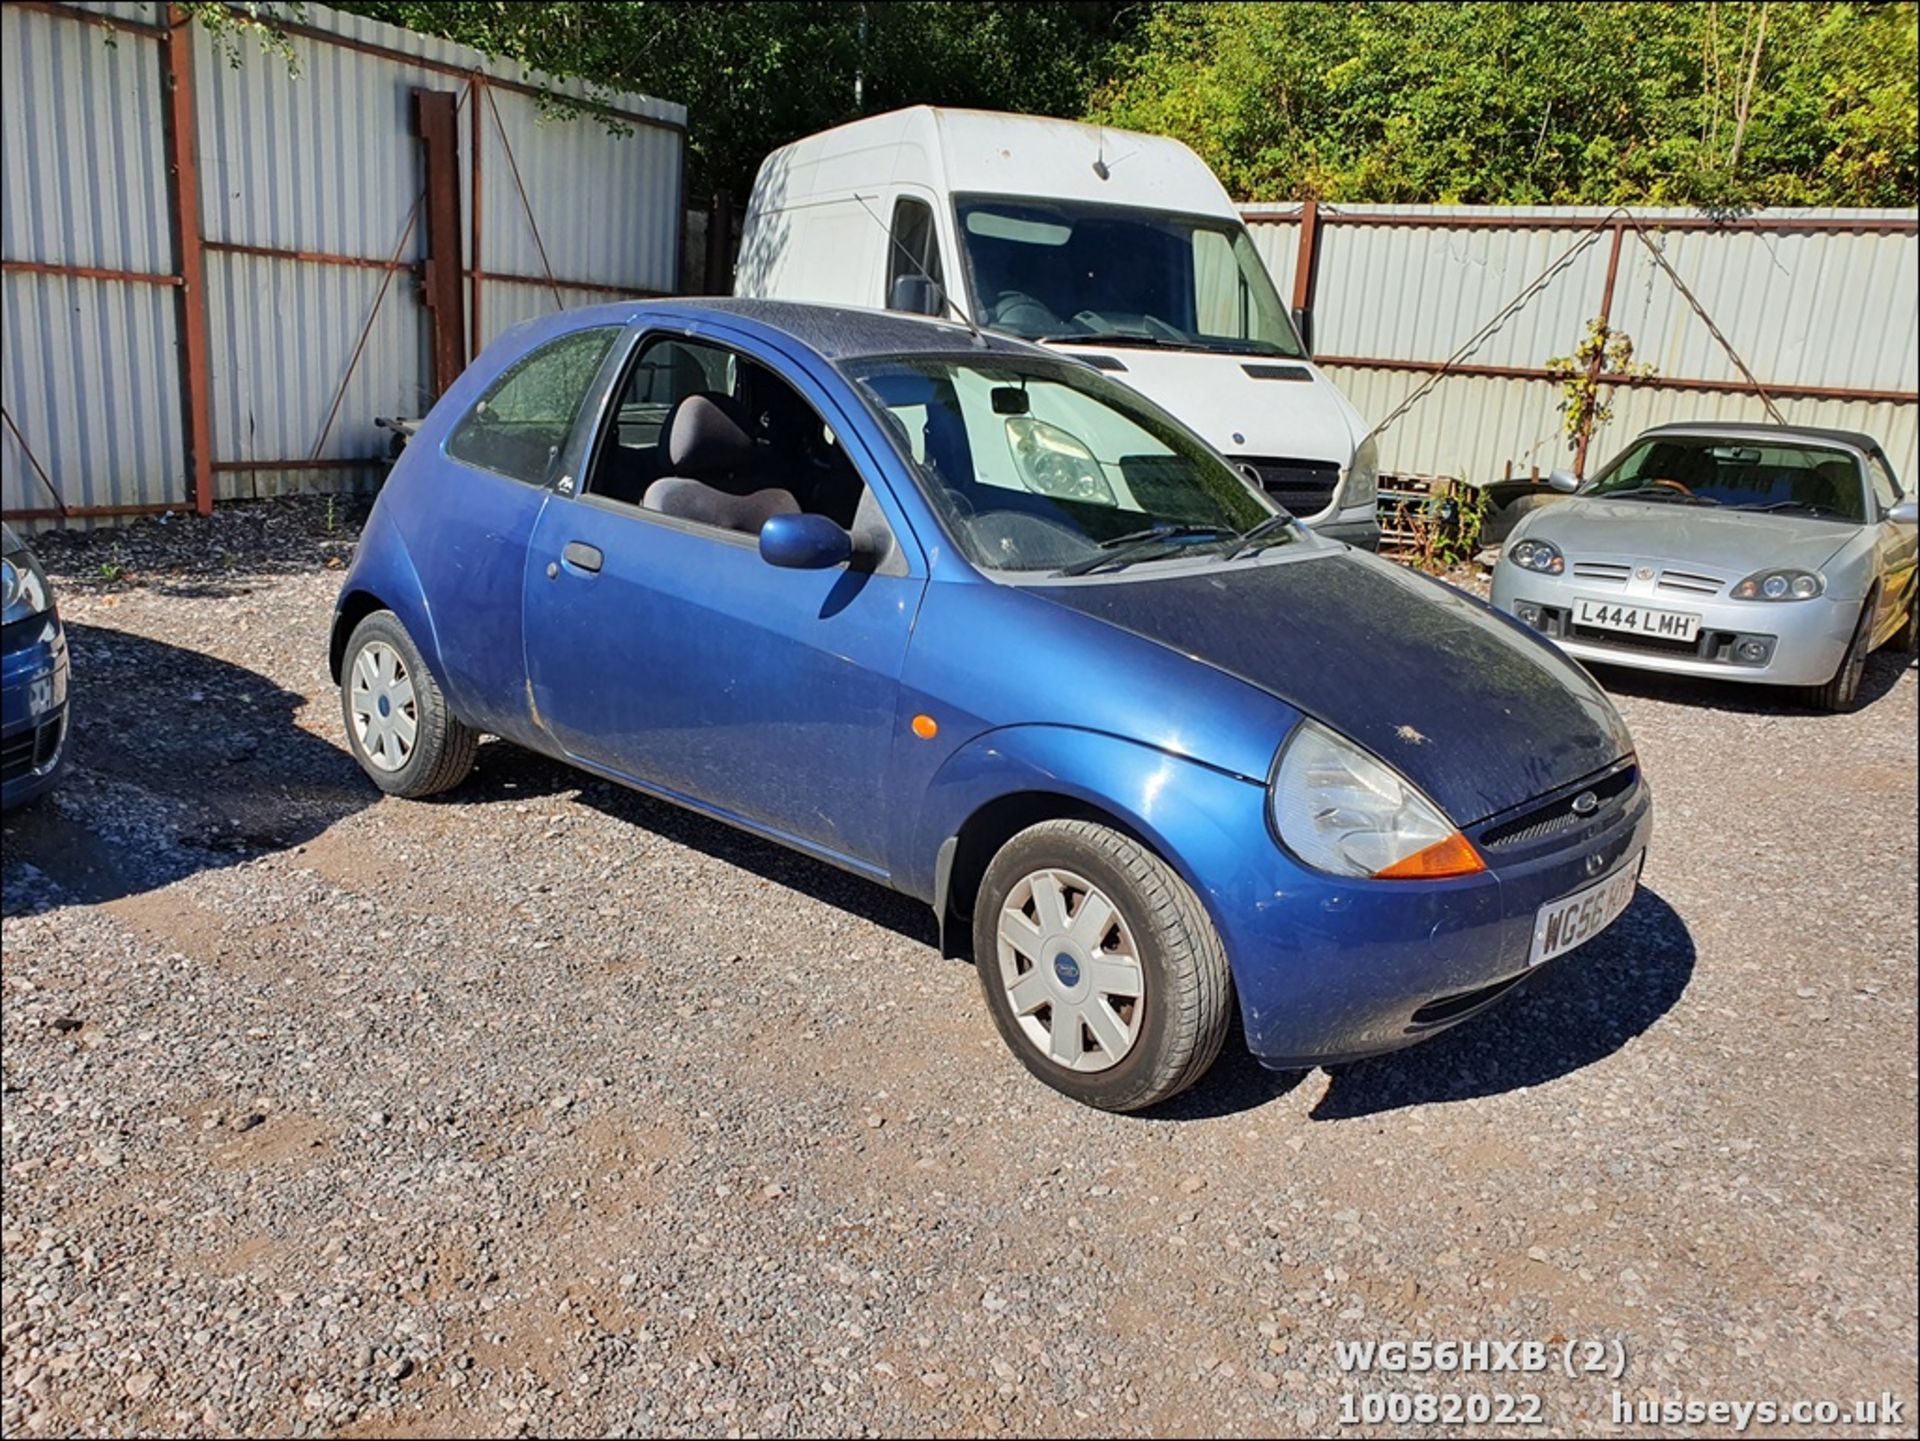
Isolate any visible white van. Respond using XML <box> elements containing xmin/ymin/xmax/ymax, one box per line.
<box><xmin>734</xmin><ymin>106</ymin><xmax>1379</xmax><ymax>547</ymax></box>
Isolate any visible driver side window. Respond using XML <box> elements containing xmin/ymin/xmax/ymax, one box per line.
<box><xmin>584</xmin><ymin>334</ymin><xmax>887</xmax><ymax>551</ymax></box>
<box><xmin>1865</xmin><ymin>453</ymin><xmax>1902</xmax><ymax>513</ymax></box>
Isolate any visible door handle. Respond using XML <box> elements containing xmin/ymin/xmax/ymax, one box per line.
<box><xmin>562</xmin><ymin>541</ymin><xmax>603</xmax><ymax>574</ymax></box>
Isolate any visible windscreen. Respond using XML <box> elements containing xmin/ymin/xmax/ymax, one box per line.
<box><xmin>1587</xmin><ymin>436</ymin><xmax>1867</xmax><ymax>521</ymax></box>
<box><xmin>955</xmin><ymin>197</ymin><xmax>1305</xmax><ymax>357</ymax></box>
<box><xmin>850</xmin><ymin>354</ymin><xmax>1281</xmax><ymax>574</ymax></box>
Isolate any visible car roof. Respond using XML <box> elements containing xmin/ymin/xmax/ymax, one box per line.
<box><xmin>549</xmin><ymin>296</ymin><xmax>1047</xmax><ymax>366</ymax></box>
<box><xmin>1638</xmin><ymin>420</ymin><xmax>1884</xmax><ymax>457</ymax></box>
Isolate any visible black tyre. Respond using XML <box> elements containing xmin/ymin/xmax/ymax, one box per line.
<box><xmin>1892</xmin><ymin>585</ymin><xmax>1918</xmax><ymax>655</ymax></box>
<box><xmin>1801</xmin><ymin>598</ymin><xmax>1874</xmax><ymax>713</ymax></box>
<box><xmin>972</xmin><ymin>819</ymin><xmax>1232</xmax><ymax>1112</ymax></box>
<box><xmin>339</xmin><ymin>610</ymin><xmax>478</xmax><ymax>797</ymax></box>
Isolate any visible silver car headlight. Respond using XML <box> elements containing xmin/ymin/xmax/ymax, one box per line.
<box><xmin>1506</xmin><ymin>537</ymin><xmax>1564</xmax><ymax>574</ymax></box>
<box><xmin>1342</xmin><ymin>436</ymin><xmax>1379</xmax><ymax>509</ymax></box>
<box><xmin>1731</xmin><ymin>567</ymin><xmax>1823</xmax><ymax>601</ymax></box>
<box><xmin>1270</xmin><ymin>721</ymin><xmax>1485</xmax><ymax>880</ymax></box>
<box><xmin>1</xmin><ymin>550</ymin><xmax>52</xmax><ymax>624</ymax></box>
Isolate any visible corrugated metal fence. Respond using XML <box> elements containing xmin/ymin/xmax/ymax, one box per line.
<box><xmin>1242</xmin><ymin>203</ymin><xmax>1919</xmax><ymax>488</ymax></box>
<box><xmin>2</xmin><ymin>0</ymin><xmax>685</xmax><ymax>526</ymax></box>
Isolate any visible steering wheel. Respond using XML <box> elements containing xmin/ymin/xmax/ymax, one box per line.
<box><xmin>1646</xmin><ymin>477</ymin><xmax>1696</xmax><ymax>497</ymax></box>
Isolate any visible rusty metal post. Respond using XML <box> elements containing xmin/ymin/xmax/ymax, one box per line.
<box><xmin>1573</xmin><ymin>220</ymin><xmax>1626</xmax><ymax>479</ymax></box>
<box><xmin>161</xmin><ymin>4</ymin><xmax>215</xmax><ymax>516</ymax></box>
<box><xmin>412</xmin><ymin>88</ymin><xmax>468</xmax><ymax>397</ymax></box>
<box><xmin>1290</xmin><ymin>197</ymin><xmax>1320</xmax><ymax>353</ymax></box>
<box><xmin>468</xmin><ymin>73</ymin><xmax>484</xmax><ymax>360</ymax></box>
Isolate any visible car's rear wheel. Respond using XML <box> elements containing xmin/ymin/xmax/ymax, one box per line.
<box><xmin>1892</xmin><ymin>585</ymin><xmax>1919</xmax><ymax>655</ymax></box>
<box><xmin>1801</xmin><ymin>597</ymin><xmax>1874</xmax><ymax>713</ymax></box>
<box><xmin>340</xmin><ymin>610</ymin><xmax>477</xmax><ymax>796</ymax></box>
<box><xmin>973</xmin><ymin>819</ymin><xmax>1232</xmax><ymax>1112</ymax></box>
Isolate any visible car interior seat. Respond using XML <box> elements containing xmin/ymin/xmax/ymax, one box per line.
<box><xmin>642</xmin><ymin>394</ymin><xmax>799</xmax><ymax>533</ymax></box>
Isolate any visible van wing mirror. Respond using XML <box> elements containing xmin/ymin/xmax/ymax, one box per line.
<box><xmin>889</xmin><ymin>274</ymin><xmax>945</xmax><ymax>317</ymax></box>
<box><xmin>1290</xmin><ymin>305</ymin><xmax>1313</xmax><ymax>356</ymax></box>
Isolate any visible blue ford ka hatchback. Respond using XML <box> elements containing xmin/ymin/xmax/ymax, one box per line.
<box><xmin>330</xmin><ymin>299</ymin><xmax>1651</xmax><ymax>1111</ymax></box>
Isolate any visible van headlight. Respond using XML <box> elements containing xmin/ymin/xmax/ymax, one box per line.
<box><xmin>1270</xmin><ymin>721</ymin><xmax>1486</xmax><ymax>880</ymax></box>
<box><xmin>1343</xmin><ymin>436</ymin><xmax>1379</xmax><ymax>509</ymax></box>
<box><xmin>1730</xmin><ymin>568</ymin><xmax>1823</xmax><ymax>601</ymax></box>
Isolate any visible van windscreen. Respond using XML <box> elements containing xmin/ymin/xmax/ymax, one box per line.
<box><xmin>955</xmin><ymin>197</ymin><xmax>1305</xmax><ymax>359</ymax></box>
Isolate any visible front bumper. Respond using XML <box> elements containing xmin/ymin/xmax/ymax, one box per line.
<box><xmin>1</xmin><ymin>611</ymin><xmax>71</xmax><ymax>809</ymax></box>
<box><xmin>1170</xmin><ymin>755</ymin><xmax>1654</xmax><ymax>1068</ymax></box>
<box><xmin>1490</xmin><ymin>564</ymin><xmax>1859</xmax><ymax>687</ymax></box>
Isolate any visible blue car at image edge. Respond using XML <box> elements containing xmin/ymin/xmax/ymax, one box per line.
<box><xmin>2</xmin><ymin>523</ymin><xmax>71</xmax><ymax>810</ymax></box>
<box><xmin>330</xmin><ymin>298</ymin><xmax>1652</xmax><ymax>1111</ymax></box>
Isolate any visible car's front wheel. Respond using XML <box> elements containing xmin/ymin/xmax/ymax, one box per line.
<box><xmin>973</xmin><ymin>819</ymin><xmax>1232</xmax><ymax>1112</ymax></box>
<box><xmin>1802</xmin><ymin>597</ymin><xmax>1874</xmax><ymax>713</ymax></box>
<box><xmin>339</xmin><ymin>610</ymin><xmax>477</xmax><ymax>796</ymax></box>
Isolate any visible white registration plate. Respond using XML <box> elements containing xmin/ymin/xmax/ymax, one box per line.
<box><xmin>1529</xmin><ymin>852</ymin><xmax>1642</xmax><ymax>967</ymax></box>
<box><xmin>1573</xmin><ymin>598</ymin><xmax>1699</xmax><ymax>642</ymax></box>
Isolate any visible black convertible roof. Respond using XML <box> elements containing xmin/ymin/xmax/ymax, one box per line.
<box><xmin>1640</xmin><ymin>420</ymin><xmax>1886</xmax><ymax>457</ymax></box>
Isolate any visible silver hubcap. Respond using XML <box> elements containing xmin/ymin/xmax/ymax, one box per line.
<box><xmin>349</xmin><ymin>640</ymin><xmax>418</xmax><ymax>772</ymax></box>
<box><xmin>997</xmin><ymin>868</ymin><xmax>1144</xmax><ymax>1072</ymax></box>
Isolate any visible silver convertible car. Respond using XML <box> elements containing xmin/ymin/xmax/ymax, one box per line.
<box><xmin>1492</xmin><ymin>423</ymin><xmax>1919</xmax><ymax>710</ymax></box>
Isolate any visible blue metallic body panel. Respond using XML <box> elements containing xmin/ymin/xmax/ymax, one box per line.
<box><xmin>1</xmin><ymin>611</ymin><xmax>70</xmax><ymax>809</ymax></box>
<box><xmin>331</xmin><ymin>297</ymin><xmax>1653</xmax><ymax>1073</ymax></box>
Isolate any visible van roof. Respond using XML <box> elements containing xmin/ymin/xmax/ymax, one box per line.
<box><xmin>752</xmin><ymin>105</ymin><xmax>1238</xmax><ymax>219</ymax></box>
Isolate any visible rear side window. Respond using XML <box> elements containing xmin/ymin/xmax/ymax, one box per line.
<box><xmin>447</xmin><ymin>326</ymin><xmax>621</xmax><ymax>485</ymax></box>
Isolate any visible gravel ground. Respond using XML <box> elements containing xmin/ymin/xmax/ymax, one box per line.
<box><xmin>4</xmin><ymin>499</ymin><xmax>1915</xmax><ymax>1438</ymax></box>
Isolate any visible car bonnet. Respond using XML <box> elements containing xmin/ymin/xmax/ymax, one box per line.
<box><xmin>1525</xmin><ymin>496</ymin><xmax>1861</xmax><ymax>575</ymax></box>
<box><xmin>1028</xmin><ymin>550</ymin><xmax>1633</xmax><ymax>826</ymax></box>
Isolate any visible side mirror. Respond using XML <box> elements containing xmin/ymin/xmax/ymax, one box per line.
<box><xmin>1547</xmin><ymin>469</ymin><xmax>1582</xmax><ymax>494</ymax></box>
<box><xmin>888</xmin><ymin>274</ymin><xmax>944</xmax><ymax>317</ymax></box>
<box><xmin>1290</xmin><ymin>304</ymin><xmax>1313</xmax><ymax>355</ymax></box>
<box><xmin>1888</xmin><ymin>498</ymin><xmax>1919</xmax><ymax>526</ymax></box>
<box><xmin>759</xmin><ymin>512</ymin><xmax>853</xmax><ymax>570</ymax></box>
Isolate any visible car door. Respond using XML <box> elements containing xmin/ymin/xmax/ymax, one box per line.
<box><xmin>521</xmin><ymin>326</ymin><xmax>924</xmax><ymax>875</ymax></box>
<box><xmin>420</xmin><ymin>323</ymin><xmax>624</xmax><ymax>736</ymax></box>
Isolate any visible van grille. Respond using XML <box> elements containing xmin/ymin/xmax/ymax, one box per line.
<box><xmin>1227</xmin><ymin>456</ymin><xmax>1339</xmax><ymax>517</ymax></box>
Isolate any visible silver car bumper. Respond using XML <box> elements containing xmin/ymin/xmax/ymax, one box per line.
<box><xmin>1490</xmin><ymin>563</ymin><xmax>1860</xmax><ymax>687</ymax></box>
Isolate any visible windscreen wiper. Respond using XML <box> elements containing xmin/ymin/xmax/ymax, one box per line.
<box><xmin>1223</xmin><ymin>510</ymin><xmax>1299</xmax><ymax>560</ymax></box>
<box><xmin>1596</xmin><ymin>485</ymin><xmax>1720</xmax><ymax>505</ymax></box>
<box><xmin>1054</xmin><ymin>523</ymin><xmax>1233</xmax><ymax>577</ymax></box>
<box><xmin>1732</xmin><ymin>500</ymin><xmax>1837</xmax><ymax>516</ymax></box>
<box><xmin>1037</xmin><ymin>331</ymin><xmax>1180</xmax><ymax>350</ymax></box>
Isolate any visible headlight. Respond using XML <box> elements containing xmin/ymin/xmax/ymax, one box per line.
<box><xmin>1342</xmin><ymin>436</ymin><xmax>1379</xmax><ymax>509</ymax></box>
<box><xmin>1506</xmin><ymin>537</ymin><xmax>1565</xmax><ymax>574</ymax></box>
<box><xmin>1270</xmin><ymin>721</ymin><xmax>1486</xmax><ymax>880</ymax></box>
<box><xmin>1005</xmin><ymin>417</ymin><xmax>1116</xmax><ymax>505</ymax></box>
<box><xmin>0</xmin><ymin>550</ymin><xmax>51</xmax><ymax>624</ymax></box>
<box><xmin>1731</xmin><ymin>567</ymin><xmax>1824</xmax><ymax>601</ymax></box>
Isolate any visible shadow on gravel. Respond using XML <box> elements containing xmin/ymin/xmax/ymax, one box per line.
<box><xmin>0</xmin><ymin>623</ymin><xmax>372</xmax><ymax>910</ymax></box>
<box><xmin>1588</xmin><ymin>647</ymin><xmax>1912</xmax><ymax>715</ymax></box>
<box><xmin>457</xmin><ymin>741</ymin><xmax>941</xmax><ymax>947</ymax></box>
<box><xmin>1306</xmin><ymin>886</ymin><xmax>1696</xmax><ymax>1122</ymax></box>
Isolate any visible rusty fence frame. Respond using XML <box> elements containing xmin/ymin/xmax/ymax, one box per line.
<box><xmin>1</xmin><ymin>0</ymin><xmax>686</xmax><ymax>523</ymax></box>
<box><xmin>1247</xmin><ymin>202</ymin><xmax>1920</xmax><ymax>478</ymax></box>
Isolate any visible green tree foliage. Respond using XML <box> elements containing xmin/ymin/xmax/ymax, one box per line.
<box><xmin>1089</xmin><ymin>2</ymin><xmax>1918</xmax><ymax>206</ymax></box>
<box><xmin>334</xmin><ymin>2</ymin><xmax>1135</xmax><ymax>198</ymax></box>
